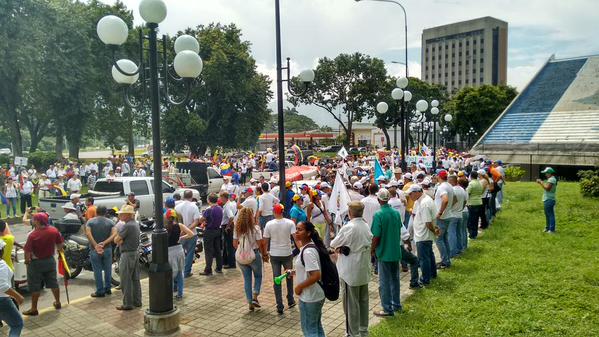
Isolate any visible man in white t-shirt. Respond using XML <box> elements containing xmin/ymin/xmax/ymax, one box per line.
<box><xmin>408</xmin><ymin>184</ymin><xmax>438</xmax><ymax>285</ymax></box>
<box><xmin>263</xmin><ymin>204</ymin><xmax>296</xmax><ymax>314</ymax></box>
<box><xmin>175</xmin><ymin>190</ymin><xmax>201</xmax><ymax>277</ymax></box>
<box><xmin>66</xmin><ymin>175</ymin><xmax>82</xmax><ymax>193</ymax></box>
<box><xmin>448</xmin><ymin>174</ymin><xmax>467</xmax><ymax>257</ymax></box>
<box><xmin>238</xmin><ymin>188</ymin><xmax>258</xmax><ymax>215</ymax></box>
<box><xmin>433</xmin><ymin>170</ymin><xmax>455</xmax><ymax>268</ymax></box>
<box><xmin>256</xmin><ymin>183</ymin><xmax>279</xmax><ymax>230</ymax></box>
<box><xmin>360</xmin><ymin>184</ymin><xmax>381</xmax><ymax>227</ymax></box>
<box><xmin>387</xmin><ymin>181</ymin><xmax>407</xmax><ymax>224</ymax></box>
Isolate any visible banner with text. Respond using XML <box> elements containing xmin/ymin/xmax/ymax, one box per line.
<box><xmin>406</xmin><ymin>155</ymin><xmax>433</xmax><ymax>168</ymax></box>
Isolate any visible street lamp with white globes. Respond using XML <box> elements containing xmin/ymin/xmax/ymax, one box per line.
<box><xmin>375</xmin><ymin>76</ymin><xmax>412</xmax><ymax>169</ymax></box>
<box><xmin>96</xmin><ymin>0</ymin><xmax>203</xmax><ymax>334</ymax></box>
<box><xmin>416</xmin><ymin>98</ymin><xmax>453</xmax><ymax>171</ymax></box>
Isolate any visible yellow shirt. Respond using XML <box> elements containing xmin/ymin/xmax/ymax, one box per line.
<box><xmin>1</xmin><ymin>235</ymin><xmax>15</xmax><ymax>271</ymax></box>
<box><xmin>403</xmin><ymin>182</ymin><xmax>415</xmax><ymax>212</ymax></box>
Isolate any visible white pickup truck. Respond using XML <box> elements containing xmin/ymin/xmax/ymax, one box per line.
<box><xmin>39</xmin><ymin>177</ymin><xmax>199</xmax><ymax>221</ymax></box>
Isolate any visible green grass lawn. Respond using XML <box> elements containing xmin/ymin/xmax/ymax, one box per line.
<box><xmin>371</xmin><ymin>182</ymin><xmax>599</xmax><ymax>337</ymax></box>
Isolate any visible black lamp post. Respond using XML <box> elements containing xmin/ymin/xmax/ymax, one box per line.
<box><xmin>96</xmin><ymin>0</ymin><xmax>203</xmax><ymax>333</ymax></box>
<box><xmin>466</xmin><ymin>127</ymin><xmax>478</xmax><ymax>149</ymax></box>
<box><xmin>274</xmin><ymin>0</ymin><xmax>315</xmax><ymax>201</ymax></box>
<box><xmin>375</xmin><ymin>77</ymin><xmax>412</xmax><ymax>170</ymax></box>
<box><xmin>415</xmin><ymin>99</ymin><xmax>452</xmax><ymax>172</ymax></box>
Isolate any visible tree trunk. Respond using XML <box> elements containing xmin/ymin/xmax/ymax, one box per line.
<box><xmin>55</xmin><ymin>126</ymin><xmax>64</xmax><ymax>160</ymax></box>
<box><xmin>382</xmin><ymin>128</ymin><xmax>391</xmax><ymax>150</ymax></box>
<box><xmin>345</xmin><ymin>119</ymin><xmax>352</xmax><ymax>147</ymax></box>
<box><xmin>5</xmin><ymin>111</ymin><xmax>23</xmax><ymax>156</ymax></box>
<box><xmin>68</xmin><ymin>141</ymin><xmax>80</xmax><ymax>160</ymax></box>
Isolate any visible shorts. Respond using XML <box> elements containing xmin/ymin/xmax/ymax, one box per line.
<box><xmin>27</xmin><ymin>257</ymin><xmax>59</xmax><ymax>292</ymax></box>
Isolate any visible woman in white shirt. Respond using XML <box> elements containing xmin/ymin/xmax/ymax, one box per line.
<box><xmin>293</xmin><ymin>221</ymin><xmax>326</xmax><ymax>337</ymax></box>
<box><xmin>0</xmin><ymin>239</ymin><xmax>24</xmax><ymax>336</ymax></box>
<box><xmin>233</xmin><ymin>208</ymin><xmax>269</xmax><ymax>312</ymax></box>
<box><xmin>3</xmin><ymin>178</ymin><xmax>19</xmax><ymax>218</ymax></box>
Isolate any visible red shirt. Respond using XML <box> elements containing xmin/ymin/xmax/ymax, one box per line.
<box><xmin>24</xmin><ymin>226</ymin><xmax>63</xmax><ymax>259</ymax></box>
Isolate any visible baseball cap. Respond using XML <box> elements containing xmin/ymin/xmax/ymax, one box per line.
<box><xmin>541</xmin><ymin>167</ymin><xmax>556</xmax><ymax>174</ymax></box>
<box><xmin>273</xmin><ymin>204</ymin><xmax>285</xmax><ymax>214</ymax></box>
<box><xmin>376</xmin><ymin>175</ymin><xmax>387</xmax><ymax>181</ymax></box>
<box><xmin>33</xmin><ymin>212</ymin><xmax>49</xmax><ymax>226</ymax></box>
<box><xmin>457</xmin><ymin>171</ymin><xmax>465</xmax><ymax>177</ymax></box>
<box><xmin>407</xmin><ymin>184</ymin><xmax>423</xmax><ymax>194</ymax></box>
<box><xmin>376</xmin><ymin>188</ymin><xmax>390</xmax><ymax>201</ymax></box>
<box><xmin>165</xmin><ymin>197</ymin><xmax>176</xmax><ymax>208</ymax></box>
<box><xmin>62</xmin><ymin>203</ymin><xmax>77</xmax><ymax>211</ymax></box>
<box><xmin>70</xmin><ymin>193</ymin><xmax>81</xmax><ymax>200</ymax></box>
<box><xmin>421</xmin><ymin>178</ymin><xmax>432</xmax><ymax>186</ymax></box>
<box><xmin>292</xmin><ymin>194</ymin><xmax>302</xmax><ymax>201</ymax></box>
<box><xmin>353</xmin><ymin>182</ymin><xmax>363</xmax><ymax>190</ymax></box>
<box><xmin>320</xmin><ymin>182</ymin><xmax>331</xmax><ymax>189</ymax></box>
<box><xmin>388</xmin><ymin>181</ymin><xmax>399</xmax><ymax>188</ymax></box>
<box><xmin>477</xmin><ymin>169</ymin><xmax>487</xmax><ymax>176</ymax></box>
<box><xmin>285</xmin><ymin>181</ymin><xmax>292</xmax><ymax>188</ymax></box>
<box><xmin>244</xmin><ymin>187</ymin><xmax>254</xmax><ymax>194</ymax></box>
<box><xmin>403</xmin><ymin>173</ymin><xmax>413</xmax><ymax>180</ymax></box>
<box><xmin>416</xmin><ymin>173</ymin><xmax>425</xmax><ymax>179</ymax></box>
<box><xmin>393</xmin><ymin>168</ymin><xmax>402</xmax><ymax>174</ymax></box>
<box><xmin>437</xmin><ymin>170</ymin><xmax>448</xmax><ymax>180</ymax></box>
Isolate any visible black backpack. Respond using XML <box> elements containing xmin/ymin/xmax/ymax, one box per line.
<box><xmin>300</xmin><ymin>244</ymin><xmax>339</xmax><ymax>301</ymax></box>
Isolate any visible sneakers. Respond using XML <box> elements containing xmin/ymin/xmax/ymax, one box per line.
<box><xmin>409</xmin><ymin>283</ymin><xmax>423</xmax><ymax>289</ymax></box>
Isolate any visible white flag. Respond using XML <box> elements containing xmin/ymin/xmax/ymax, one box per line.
<box><xmin>337</xmin><ymin>146</ymin><xmax>349</xmax><ymax>159</ymax></box>
<box><xmin>328</xmin><ymin>171</ymin><xmax>351</xmax><ymax>226</ymax></box>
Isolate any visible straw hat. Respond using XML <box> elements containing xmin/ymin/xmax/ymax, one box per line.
<box><xmin>117</xmin><ymin>204</ymin><xmax>136</xmax><ymax>215</ymax></box>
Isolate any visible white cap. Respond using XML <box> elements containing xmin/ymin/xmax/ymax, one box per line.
<box><xmin>477</xmin><ymin>169</ymin><xmax>487</xmax><ymax>176</ymax></box>
<box><xmin>407</xmin><ymin>184</ymin><xmax>423</xmax><ymax>194</ymax></box>
<box><xmin>353</xmin><ymin>182</ymin><xmax>363</xmax><ymax>190</ymax></box>
<box><xmin>70</xmin><ymin>193</ymin><xmax>81</xmax><ymax>200</ymax></box>
<box><xmin>320</xmin><ymin>182</ymin><xmax>331</xmax><ymax>189</ymax></box>
<box><xmin>421</xmin><ymin>178</ymin><xmax>432</xmax><ymax>186</ymax></box>
<box><xmin>376</xmin><ymin>175</ymin><xmax>387</xmax><ymax>181</ymax></box>
<box><xmin>403</xmin><ymin>173</ymin><xmax>413</xmax><ymax>180</ymax></box>
<box><xmin>388</xmin><ymin>181</ymin><xmax>400</xmax><ymax>188</ymax></box>
<box><xmin>377</xmin><ymin>188</ymin><xmax>390</xmax><ymax>201</ymax></box>
<box><xmin>62</xmin><ymin>203</ymin><xmax>77</xmax><ymax>211</ymax></box>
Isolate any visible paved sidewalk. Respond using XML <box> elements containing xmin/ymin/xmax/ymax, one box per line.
<box><xmin>20</xmin><ymin>259</ymin><xmax>419</xmax><ymax>337</ymax></box>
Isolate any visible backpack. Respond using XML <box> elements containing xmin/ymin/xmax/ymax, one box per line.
<box><xmin>300</xmin><ymin>244</ymin><xmax>339</xmax><ymax>301</ymax></box>
<box><xmin>235</xmin><ymin>232</ymin><xmax>256</xmax><ymax>265</ymax></box>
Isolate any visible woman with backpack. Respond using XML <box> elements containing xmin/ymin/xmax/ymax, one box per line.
<box><xmin>293</xmin><ymin>221</ymin><xmax>327</xmax><ymax>337</ymax></box>
<box><xmin>233</xmin><ymin>207</ymin><xmax>269</xmax><ymax>311</ymax></box>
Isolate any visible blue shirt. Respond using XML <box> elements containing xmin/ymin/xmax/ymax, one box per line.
<box><xmin>285</xmin><ymin>190</ymin><xmax>295</xmax><ymax>217</ymax></box>
<box><xmin>289</xmin><ymin>205</ymin><xmax>307</xmax><ymax>223</ymax></box>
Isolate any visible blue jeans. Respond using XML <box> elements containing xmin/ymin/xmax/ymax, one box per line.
<box><xmin>447</xmin><ymin>217</ymin><xmax>460</xmax><ymax>258</ymax></box>
<box><xmin>459</xmin><ymin>212</ymin><xmax>469</xmax><ymax>252</ymax></box>
<box><xmin>238</xmin><ymin>249</ymin><xmax>263</xmax><ymax>303</ymax></box>
<box><xmin>0</xmin><ymin>297</ymin><xmax>23</xmax><ymax>336</ymax></box>
<box><xmin>378</xmin><ymin>260</ymin><xmax>401</xmax><ymax>314</ymax></box>
<box><xmin>544</xmin><ymin>199</ymin><xmax>556</xmax><ymax>232</ymax></box>
<box><xmin>6</xmin><ymin>197</ymin><xmax>17</xmax><ymax>217</ymax></box>
<box><xmin>182</xmin><ymin>235</ymin><xmax>197</xmax><ymax>276</ymax></box>
<box><xmin>400</xmin><ymin>246</ymin><xmax>420</xmax><ymax>286</ymax></box>
<box><xmin>174</xmin><ymin>270</ymin><xmax>183</xmax><ymax>297</ymax></box>
<box><xmin>435</xmin><ymin>218</ymin><xmax>451</xmax><ymax>266</ymax></box>
<box><xmin>259</xmin><ymin>215</ymin><xmax>274</xmax><ymax>231</ymax></box>
<box><xmin>416</xmin><ymin>241</ymin><xmax>437</xmax><ymax>284</ymax></box>
<box><xmin>299</xmin><ymin>299</ymin><xmax>326</xmax><ymax>337</ymax></box>
<box><xmin>90</xmin><ymin>248</ymin><xmax>112</xmax><ymax>295</ymax></box>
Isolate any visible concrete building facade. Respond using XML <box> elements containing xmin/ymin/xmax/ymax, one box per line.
<box><xmin>421</xmin><ymin>16</ymin><xmax>508</xmax><ymax>92</ymax></box>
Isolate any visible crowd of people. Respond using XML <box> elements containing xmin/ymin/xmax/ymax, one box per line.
<box><xmin>0</xmin><ymin>148</ymin><xmax>562</xmax><ymax>337</ymax></box>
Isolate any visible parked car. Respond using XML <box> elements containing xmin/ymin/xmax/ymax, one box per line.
<box><xmin>175</xmin><ymin>162</ymin><xmax>224</xmax><ymax>200</ymax></box>
<box><xmin>0</xmin><ymin>148</ymin><xmax>11</xmax><ymax>155</ymax></box>
<box><xmin>39</xmin><ymin>177</ymin><xmax>191</xmax><ymax>221</ymax></box>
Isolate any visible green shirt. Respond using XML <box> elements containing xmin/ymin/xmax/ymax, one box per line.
<box><xmin>371</xmin><ymin>204</ymin><xmax>402</xmax><ymax>262</ymax></box>
<box><xmin>466</xmin><ymin>179</ymin><xmax>483</xmax><ymax>206</ymax></box>
<box><xmin>543</xmin><ymin>176</ymin><xmax>557</xmax><ymax>201</ymax></box>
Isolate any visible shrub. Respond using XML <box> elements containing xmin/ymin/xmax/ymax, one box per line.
<box><xmin>578</xmin><ymin>170</ymin><xmax>599</xmax><ymax>198</ymax></box>
<box><xmin>28</xmin><ymin>151</ymin><xmax>58</xmax><ymax>170</ymax></box>
<box><xmin>0</xmin><ymin>154</ymin><xmax>10</xmax><ymax>166</ymax></box>
<box><xmin>505</xmin><ymin>166</ymin><xmax>526</xmax><ymax>182</ymax></box>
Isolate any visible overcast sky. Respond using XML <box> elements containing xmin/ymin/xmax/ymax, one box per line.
<box><xmin>100</xmin><ymin>0</ymin><xmax>599</xmax><ymax>127</ymax></box>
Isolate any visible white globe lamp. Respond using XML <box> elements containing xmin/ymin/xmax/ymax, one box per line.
<box><xmin>299</xmin><ymin>69</ymin><xmax>315</xmax><ymax>83</ymax></box>
<box><xmin>376</xmin><ymin>102</ymin><xmax>389</xmax><ymax>114</ymax></box>
<box><xmin>416</xmin><ymin>99</ymin><xmax>428</xmax><ymax>112</ymax></box>
<box><xmin>431</xmin><ymin>107</ymin><xmax>440</xmax><ymax>115</ymax></box>
<box><xmin>391</xmin><ymin>88</ymin><xmax>404</xmax><ymax>100</ymax></box>
<box><xmin>403</xmin><ymin>90</ymin><xmax>412</xmax><ymax>102</ymax></box>
<box><xmin>396</xmin><ymin>77</ymin><xmax>408</xmax><ymax>89</ymax></box>
<box><xmin>139</xmin><ymin>0</ymin><xmax>167</xmax><ymax>24</ymax></box>
<box><xmin>174</xmin><ymin>35</ymin><xmax>200</xmax><ymax>54</ymax></box>
<box><xmin>112</xmin><ymin>59</ymin><xmax>139</xmax><ymax>84</ymax></box>
<box><xmin>431</xmin><ymin>99</ymin><xmax>439</xmax><ymax>108</ymax></box>
<box><xmin>174</xmin><ymin>51</ymin><xmax>203</xmax><ymax>78</ymax></box>
<box><xmin>444</xmin><ymin>114</ymin><xmax>453</xmax><ymax>122</ymax></box>
<box><xmin>97</xmin><ymin>15</ymin><xmax>129</xmax><ymax>46</ymax></box>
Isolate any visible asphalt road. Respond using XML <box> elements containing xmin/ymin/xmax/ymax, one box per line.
<box><xmin>9</xmin><ymin>222</ymin><xmax>149</xmax><ymax>312</ymax></box>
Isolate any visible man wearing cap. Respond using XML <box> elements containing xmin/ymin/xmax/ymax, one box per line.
<box><xmin>85</xmin><ymin>205</ymin><xmax>117</xmax><ymax>297</ymax></box>
<box><xmin>350</xmin><ymin>182</ymin><xmax>364</xmax><ymax>201</ymax></box>
<box><xmin>66</xmin><ymin>174</ymin><xmax>82</xmax><ymax>194</ymax></box>
<box><xmin>392</xmin><ymin>168</ymin><xmax>402</xmax><ymax>183</ymax></box>
<box><xmin>537</xmin><ymin>167</ymin><xmax>558</xmax><ymax>233</ymax></box>
<box><xmin>284</xmin><ymin>181</ymin><xmax>295</xmax><ymax>217</ymax></box>
<box><xmin>434</xmin><ymin>170</ymin><xmax>455</xmax><ymax>268</ymax></box>
<box><xmin>408</xmin><ymin>184</ymin><xmax>438</xmax><ymax>285</ymax></box>
<box><xmin>175</xmin><ymin>190</ymin><xmax>201</xmax><ymax>277</ymax></box>
<box><xmin>126</xmin><ymin>192</ymin><xmax>140</xmax><ymax>212</ymax></box>
<box><xmin>238</xmin><ymin>187</ymin><xmax>258</xmax><ymax>215</ymax></box>
<box><xmin>466</xmin><ymin>171</ymin><xmax>484</xmax><ymax>239</ymax></box>
<box><xmin>361</xmin><ymin>184</ymin><xmax>381</xmax><ymax>228</ymax></box>
<box><xmin>402</xmin><ymin>173</ymin><xmax>415</xmax><ymax>227</ymax></box>
<box><xmin>19</xmin><ymin>177</ymin><xmax>34</xmax><ymax>216</ymax></box>
<box><xmin>331</xmin><ymin>201</ymin><xmax>372</xmax><ymax>334</ymax></box>
<box><xmin>22</xmin><ymin>213</ymin><xmax>63</xmax><ymax>316</ymax></box>
<box><xmin>62</xmin><ymin>203</ymin><xmax>81</xmax><ymax>221</ymax></box>
<box><xmin>289</xmin><ymin>194</ymin><xmax>307</xmax><ymax>224</ymax></box>
<box><xmin>114</xmin><ymin>204</ymin><xmax>142</xmax><ymax>310</ymax></box>
<box><xmin>263</xmin><ymin>204</ymin><xmax>296</xmax><ymax>314</ymax></box>
<box><xmin>257</xmin><ymin>183</ymin><xmax>279</xmax><ymax>231</ymax></box>
<box><xmin>371</xmin><ymin>188</ymin><xmax>402</xmax><ymax>316</ymax></box>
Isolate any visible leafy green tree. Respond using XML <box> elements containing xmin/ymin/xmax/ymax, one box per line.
<box><xmin>263</xmin><ymin>108</ymin><xmax>320</xmax><ymax>133</ymax></box>
<box><xmin>162</xmin><ymin>24</ymin><xmax>272</xmax><ymax>155</ymax></box>
<box><xmin>290</xmin><ymin>53</ymin><xmax>388</xmax><ymax>146</ymax></box>
<box><xmin>445</xmin><ymin>84</ymin><xmax>517</xmax><ymax>138</ymax></box>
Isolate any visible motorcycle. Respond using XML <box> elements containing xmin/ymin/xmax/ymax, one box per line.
<box><xmin>53</xmin><ymin>219</ymin><xmax>121</xmax><ymax>286</ymax></box>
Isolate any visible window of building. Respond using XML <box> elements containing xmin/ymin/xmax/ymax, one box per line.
<box><xmin>480</xmin><ymin>77</ymin><xmax>483</xmax><ymax>82</ymax></box>
<box><xmin>425</xmin><ymin>75</ymin><xmax>429</xmax><ymax>80</ymax></box>
<box><xmin>458</xmin><ymin>80</ymin><xmax>462</xmax><ymax>85</ymax></box>
<box><xmin>473</xmin><ymin>59</ymin><xmax>477</xmax><ymax>64</ymax></box>
<box><xmin>458</xmin><ymin>70</ymin><xmax>462</xmax><ymax>75</ymax></box>
<box><xmin>459</xmin><ymin>52</ymin><xmax>462</xmax><ymax>57</ymax></box>
<box><xmin>452</xmin><ymin>80</ymin><xmax>455</xmax><ymax>85</ymax></box>
<box><xmin>480</xmin><ymin>48</ymin><xmax>484</xmax><ymax>53</ymax></box>
<box><xmin>432</xmin><ymin>46</ymin><xmax>435</xmax><ymax>51</ymax></box>
<box><xmin>452</xmin><ymin>43</ymin><xmax>455</xmax><ymax>48</ymax></box>
<box><xmin>432</xmin><ymin>56</ymin><xmax>435</xmax><ymax>60</ymax></box>
<box><xmin>466</xmin><ymin>60</ymin><xmax>469</xmax><ymax>65</ymax></box>
<box><xmin>445</xmin><ymin>81</ymin><xmax>448</xmax><ymax>86</ymax></box>
<box><xmin>451</xmin><ymin>62</ymin><xmax>455</xmax><ymax>67</ymax></box>
<box><xmin>473</xmin><ymin>40</ymin><xmax>477</xmax><ymax>45</ymax></box>
<box><xmin>445</xmin><ymin>72</ymin><xmax>448</xmax><ymax>77</ymax></box>
<box><xmin>466</xmin><ymin>79</ymin><xmax>469</xmax><ymax>84</ymax></box>
<box><xmin>466</xmin><ymin>50</ymin><xmax>470</xmax><ymax>56</ymax></box>
<box><xmin>452</xmin><ymin>53</ymin><xmax>455</xmax><ymax>58</ymax></box>
<box><xmin>459</xmin><ymin>42</ymin><xmax>462</xmax><ymax>47</ymax></box>
<box><xmin>466</xmin><ymin>40</ymin><xmax>470</xmax><ymax>46</ymax></box>
<box><xmin>473</xmin><ymin>78</ymin><xmax>476</xmax><ymax>83</ymax></box>
<box><xmin>425</xmin><ymin>65</ymin><xmax>429</xmax><ymax>70</ymax></box>
<box><xmin>480</xmin><ymin>38</ymin><xmax>484</xmax><ymax>43</ymax></box>
<box><xmin>473</xmin><ymin>49</ymin><xmax>477</xmax><ymax>55</ymax></box>
<box><xmin>425</xmin><ymin>47</ymin><xmax>429</xmax><ymax>53</ymax></box>
<box><xmin>452</xmin><ymin>71</ymin><xmax>455</xmax><ymax>76</ymax></box>
<box><xmin>459</xmin><ymin>61</ymin><xmax>462</xmax><ymax>66</ymax></box>
<box><xmin>480</xmin><ymin>67</ymin><xmax>484</xmax><ymax>73</ymax></box>
<box><xmin>473</xmin><ymin>68</ymin><xmax>477</xmax><ymax>73</ymax></box>
<box><xmin>445</xmin><ymin>63</ymin><xmax>448</xmax><ymax>68</ymax></box>
<box><xmin>432</xmin><ymin>65</ymin><xmax>435</xmax><ymax>70</ymax></box>
<box><xmin>432</xmin><ymin>74</ymin><xmax>435</xmax><ymax>78</ymax></box>
<box><xmin>480</xmin><ymin>58</ymin><xmax>484</xmax><ymax>63</ymax></box>
<box><xmin>445</xmin><ymin>54</ymin><xmax>448</xmax><ymax>59</ymax></box>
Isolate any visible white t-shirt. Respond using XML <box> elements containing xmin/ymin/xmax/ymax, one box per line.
<box><xmin>222</xmin><ymin>201</ymin><xmax>237</xmax><ymax>226</ymax></box>
<box><xmin>233</xmin><ymin>225</ymin><xmax>263</xmax><ymax>250</ymax></box>
<box><xmin>412</xmin><ymin>194</ymin><xmax>437</xmax><ymax>242</ymax></box>
<box><xmin>67</xmin><ymin>178</ymin><xmax>82</xmax><ymax>192</ymax></box>
<box><xmin>21</xmin><ymin>181</ymin><xmax>34</xmax><ymax>195</ymax></box>
<box><xmin>263</xmin><ymin>218</ymin><xmax>296</xmax><ymax>257</ymax></box>
<box><xmin>241</xmin><ymin>196</ymin><xmax>258</xmax><ymax>215</ymax></box>
<box><xmin>450</xmin><ymin>186</ymin><xmax>467</xmax><ymax>218</ymax></box>
<box><xmin>266</xmin><ymin>153</ymin><xmax>274</xmax><ymax>163</ymax></box>
<box><xmin>360</xmin><ymin>195</ymin><xmax>381</xmax><ymax>226</ymax></box>
<box><xmin>294</xmin><ymin>243</ymin><xmax>325</xmax><ymax>303</ymax></box>
<box><xmin>388</xmin><ymin>195</ymin><xmax>406</xmax><ymax>224</ymax></box>
<box><xmin>175</xmin><ymin>200</ymin><xmax>201</xmax><ymax>228</ymax></box>
<box><xmin>258</xmin><ymin>192</ymin><xmax>279</xmax><ymax>216</ymax></box>
<box><xmin>434</xmin><ymin>182</ymin><xmax>454</xmax><ymax>220</ymax></box>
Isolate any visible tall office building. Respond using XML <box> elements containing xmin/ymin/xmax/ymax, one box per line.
<box><xmin>421</xmin><ymin>17</ymin><xmax>508</xmax><ymax>92</ymax></box>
